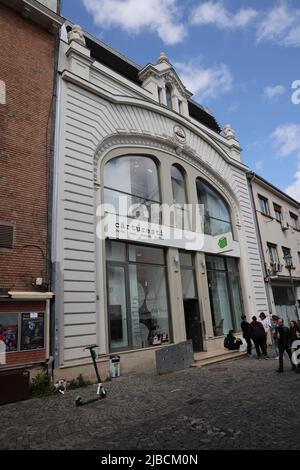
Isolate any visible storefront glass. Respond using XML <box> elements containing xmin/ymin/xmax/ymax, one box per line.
<box><xmin>106</xmin><ymin>241</ymin><xmax>171</xmax><ymax>351</ymax></box>
<box><xmin>171</xmin><ymin>165</ymin><xmax>189</xmax><ymax>229</ymax></box>
<box><xmin>104</xmin><ymin>155</ymin><xmax>161</xmax><ymax>224</ymax></box>
<box><xmin>0</xmin><ymin>312</ymin><xmax>45</xmax><ymax>352</ymax></box>
<box><xmin>0</xmin><ymin>313</ymin><xmax>18</xmax><ymax>352</ymax></box>
<box><xmin>196</xmin><ymin>179</ymin><xmax>232</xmax><ymax>236</ymax></box>
<box><xmin>206</xmin><ymin>256</ymin><xmax>243</xmax><ymax>336</ymax></box>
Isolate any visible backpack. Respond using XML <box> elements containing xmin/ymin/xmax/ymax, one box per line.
<box><xmin>251</xmin><ymin>322</ymin><xmax>263</xmax><ymax>339</ymax></box>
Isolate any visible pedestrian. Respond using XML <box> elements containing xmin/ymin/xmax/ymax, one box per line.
<box><xmin>249</xmin><ymin>316</ymin><xmax>268</xmax><ymax>359</ymax></box>
<box><xmin>271</xmin><ymin>314</ymin><xmax>280</xmax><ymax>359</ymax></box>
<box><xmin>224</xmin><ymin>330</ymin><xmax>243</xmax><ymax>351</ymax></box>
<box><xmin>259</xmin><ymin>312</ymin><xmax>270</xmax><ymax>355</ymax></box>
<box><xmin>275</xmin><ymin>318</ymin><xmax>296</xmax><ymax>373</ymax></box>
<box><xmin>241</xmin><ymin>315</ymin><xmax>253</xmax><ymax>356</ymax></box>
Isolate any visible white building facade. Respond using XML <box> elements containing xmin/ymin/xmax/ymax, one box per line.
<box><xmin>52</xmin><ymin>24</ymin><xmax>268</xmax><ymax>378</ymax></box>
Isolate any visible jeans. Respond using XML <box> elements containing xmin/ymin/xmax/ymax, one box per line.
<box><xmin>244</xmin><ymin>337</ymin><xmax>252</xmax><ymax>355</ymax></box>
<box><xmin>278</xmin><ymin>346</ymin><xmax>294</xmax><ymax>372</ymax></box>
<box><xmin>274</xmin><ymin>337</ymin><xmax>279</xmax><ymax>357</ymax></box>
<box><xmin>253</xmin><ymin>338</ymin><xmax>267</xmax><ymax>357</ymax></box>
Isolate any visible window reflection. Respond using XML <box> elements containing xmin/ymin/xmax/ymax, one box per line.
<box><xmin>196</xmin><ymin>178</ymin><xmax>232</xmax><ymax>236</ymax></box>
<box><xmin>104</xmin><ymin>155</ymin><xmax>161</xmax><ymax>224</ymax></box>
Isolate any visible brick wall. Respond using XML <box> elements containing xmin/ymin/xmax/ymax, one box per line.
<box><xmin>0</xmin><ymin>4</ymin><xmax>55</xmax><ymax>291</ymax></box>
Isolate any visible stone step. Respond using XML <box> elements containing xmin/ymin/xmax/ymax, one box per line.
<box><xmin>192</xmin><ymin>350</ymin><xmax>246</xmax><ymax>368</ymax></box>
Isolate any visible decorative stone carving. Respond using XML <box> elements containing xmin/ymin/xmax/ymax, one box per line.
<box><xmin>223</xmin><ymin>124</ymin><xmax>236</xmax><ymax>140</ymax></box>
<box><xmin>173</xmin><ymin>125</ymin><xmax>186</xmax><ymax>143</ymax></box>
<box><xmin>157</xmin><ymin>52</ymin><xmax>170</xmax><ymax>64</ymax></box>
<box><xmin>67</xmin><ymin>24</ymin><xmax>86</xmax><ymax>46</ymax></box>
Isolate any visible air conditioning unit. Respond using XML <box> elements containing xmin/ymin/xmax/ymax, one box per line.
<box><xmin>281</xmin><ymin>221</ymin><xmax>289</xmax><ymax>231</ymax></box>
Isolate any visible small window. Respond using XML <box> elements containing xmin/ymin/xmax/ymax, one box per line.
<box><xmin>290</xmin><ymin>212</ymin><xmax>300</xmax><ymax>230</ymax></box>
<box><xmin>165</xmin><ymin>84</ymin><xmax>172</xmax><ymax>110</ymax></box>
<box><xmin>273</xmin><ymin>204</ymin><xmax>282</xmax><ymax>223</ymax></box>
<box><xmin>282</xmin><ymin>247</ymin><xmax>293</xmax><ymax>267</ymax></box>
<box><xmin>178</xmin><ymin>99</ymin><xmax>183</xmax><ymax>114</ymax></box>
<box><xmin>267</xmin><ymin>243</ymin><xmax>279</xmax><ymax>265</ymax></box>
<box><xmin>258</xmin><ymin>195</ymin><xmax>270</xmax><ymax>216</ymax></box>
<box><xmin>158</xmin><ymin>87</ymin><xmax>163</xmax><ymax>104</ymax></box>
<box><xmin>0</xmin><ymin>224</ymin><xmax>14</xmax><ymax>248</ymax></box>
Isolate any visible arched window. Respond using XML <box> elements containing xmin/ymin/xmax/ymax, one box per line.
<box><xmin>104</xmin><ymin>155</ymin><xmax>161</xmax><ymax>223</ymax></box>
<box><xmin>165</xmin><ymin>84</ymin><xmax>172</xmax><ymax>109</ymax></box>
<box><xmin>196</xmin><ymin>178</ymin><xmax>232</xmax><ymax>236</ymax></box>
<box><xmin>171</xmin><ymin>164</ymin><xmax>189</xmax><ymax>229</ymax></box>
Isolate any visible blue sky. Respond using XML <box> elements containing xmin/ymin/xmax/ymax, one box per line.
<box><xmin>61</xmin><ymin>0</ymin><xmax>300</xmax><ymax>201</ymax></box>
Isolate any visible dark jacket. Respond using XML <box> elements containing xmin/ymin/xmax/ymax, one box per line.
<box><xmin>249</xmin><ymin>320</ymin><xmax>265</xmax><ymax>341</ymax></box>
<box><xmin>224</xmin><ymin>334</ymin><xmax>240</xmax><ymax>351</ymax></box>
<box><xmin>241</xmin><ymin>320</ymin><xmax>250</xmax><ymax>339</ymax></box>
<box><xmin>276</xmin><ymin>326</ymin><xmax>291</xmax><ymax>349</ymax></box>
<box><xmin>290</xmin><ymin>325</ymin><xmax>300</xmax><ymax>342</ymax></box>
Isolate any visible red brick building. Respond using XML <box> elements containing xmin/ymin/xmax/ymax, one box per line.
<box><xmin>0</xmin><ymin>0</ymin><xmax>63</xmax><ymax>368</ymax></box>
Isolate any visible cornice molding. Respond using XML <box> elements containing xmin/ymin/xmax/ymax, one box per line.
<box><xmin>62</xmin><ymin>70</ymin><xmax>247</xmax><ymax>173</ymax></box>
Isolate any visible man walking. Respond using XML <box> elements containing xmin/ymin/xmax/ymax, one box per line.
<box><xmin>241</xmin><ymin>315</ymin><xmax>252</xmax><ymax>356</ymax></box>
<box><xmin>276</xmin><ymin>318</ymin><xmax>296</xmax><ymax>373</ymax></box>
<box><xmin>259</xmin><ymin>312</ymin><xmax>271</xmax><ymax>355</ymax></box>
<box><xmin>249</xmin><ymin>316</ymin><xmax>268</xmax><ymax>359</ymax></box>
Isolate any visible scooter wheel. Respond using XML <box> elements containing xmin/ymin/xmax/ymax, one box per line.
<box><xmin>75</xmin><ymin>395</ymin><xmax>83</xmax><ymax>406</ymax></box>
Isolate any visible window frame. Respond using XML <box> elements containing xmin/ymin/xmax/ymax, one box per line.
<box><xmin>196</xmin><ymin>178</ymin><xmax>233</xmax><ymax>237</ymax></box>
<box><xmin>258</xmin><ymin>195</ymin><xmax>270</xmax><ymax>216</ymax></box>
<box><xmin>290</xmin><ymin>212</ymin><xmax>300</xmax><ymax>230</ymax></box>
<box><xmin>106</xmin><ymin>241</ymin><xmax>172</xmax><ymax>353</ymax></box>
<box><xmin>0</xmin><ymin>312</ymin><xmax>45</xmax><ymax>353</ymax></box>
<box><xmin>273</xmin><ymin>203</ymin><xmax>282</xmax><ymax>223</ymax></box>
<box><xmin>267</xmin><ymin>243</ymin><xmax>279</xmax><ymax>266</ymax></box>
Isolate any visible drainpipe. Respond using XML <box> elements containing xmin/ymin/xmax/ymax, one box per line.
<box><xmin>48</xmin><ymin>22</ymin><xmax>61</xmax><ymax>365</ymax></box>
<box><xmin>247</xmin><ymin>172</ymin><xmax>272</xmax><ymax>314</ymax></box>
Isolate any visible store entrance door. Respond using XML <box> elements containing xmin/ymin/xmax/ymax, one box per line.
<box><xmin>184</xmin><ymin>299</ymin><xmax>203</xmax><ymax>352</ymax></box>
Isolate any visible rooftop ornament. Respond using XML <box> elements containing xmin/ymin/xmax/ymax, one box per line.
<box><xmin>223</xmin><ymin>124</ymin><xmax>236</xmax><ymax>140</ymax></box>
<box><xmin>68</xmin><ymin>24</ymin><xmax>86</xmax><ymax>46</ymax></box>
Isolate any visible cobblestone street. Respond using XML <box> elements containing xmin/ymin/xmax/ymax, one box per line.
<box><xmin>0</xmin><ymin>356</ymin><xmax>299</xmax><ymax>450</ymax></box>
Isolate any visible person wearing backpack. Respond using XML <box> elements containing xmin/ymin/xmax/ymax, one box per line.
<box><xmin>249</xmin><ymin>316</ymin><xmax>268</xmax><ymax>359</ymax></box>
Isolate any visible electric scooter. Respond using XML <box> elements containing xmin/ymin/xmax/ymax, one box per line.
<box><xmin>75</xmin><ymin>344</ymin><xmax>107</xmax><ymax>407</ymax></box>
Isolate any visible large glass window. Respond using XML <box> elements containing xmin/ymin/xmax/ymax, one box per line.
<box><xmin>206</xmin><ymin>255</ymin><xmax>243</xmax><ymax>336</ymax></box>
<box><xmin>104</xmin><ymin>155</ymin><xmax>161</xmax><ymax>224</ymax></box>
<box><xmin>196</xmin><ymin>178</ymin><xmax>232</xmax><ymax>236</ymax></box>
<box><xmin>106</xmin><ymin>242</ymin><xmax>171</xmax><ymax>351</ymax></box>
<box><xmin>171</xmin><ymin>165</ymin><xmax>189</xmax><ymax>229</ymax></box>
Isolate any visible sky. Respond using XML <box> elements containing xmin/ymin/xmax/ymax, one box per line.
<box><xmin>61</xmin><ymin>0</ymin><xmax>300</xmax><ymax>201</ymax></box>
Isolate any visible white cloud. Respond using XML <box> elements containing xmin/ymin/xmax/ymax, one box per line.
<box><xmin>255</xmin><ymin>160</ymin><xmax>263</xmax><ymax>170</ymax></box>
<box><xmin>256</xmin><ymin>1</ymin><xmax>300</xmax><ymax>47</ymax></box>
<box><xmin>175</xmin><ymin>58</ymin><xmax>233</xmax><ymax>101</ymax></box>
<box><xmin>82</xmin><ymin>0</ymin><xmax>186</xmax><ymax>45</ymax></box>
<box><xmin>286</xmin><ymin>165</ymin><xmax>300</xmax><ymax>201</ymax></box>
<box><xmin>272</xmin><ymin>124</ymin><xmax>300</xmax><ymax>158</ymax></box>
<box><xmin>191</xmin><ymin>1</ymin><xmax>257</xmax><ymax>29</ymax></box>
<box><xmin>263</xmin><ymin>85</ymin><xmax>286</xmax><ymax>100</ymax></box>
<box><xmin>272</xmin><ymin>123</ymin><xmax>300</xmax><ymax>203</ymax></box>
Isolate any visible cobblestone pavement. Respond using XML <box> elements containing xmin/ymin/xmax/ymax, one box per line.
<box><xmin>0</xmin><ymin>355</ymin><xmax>299</xmax><ymax>450</ymax></box>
